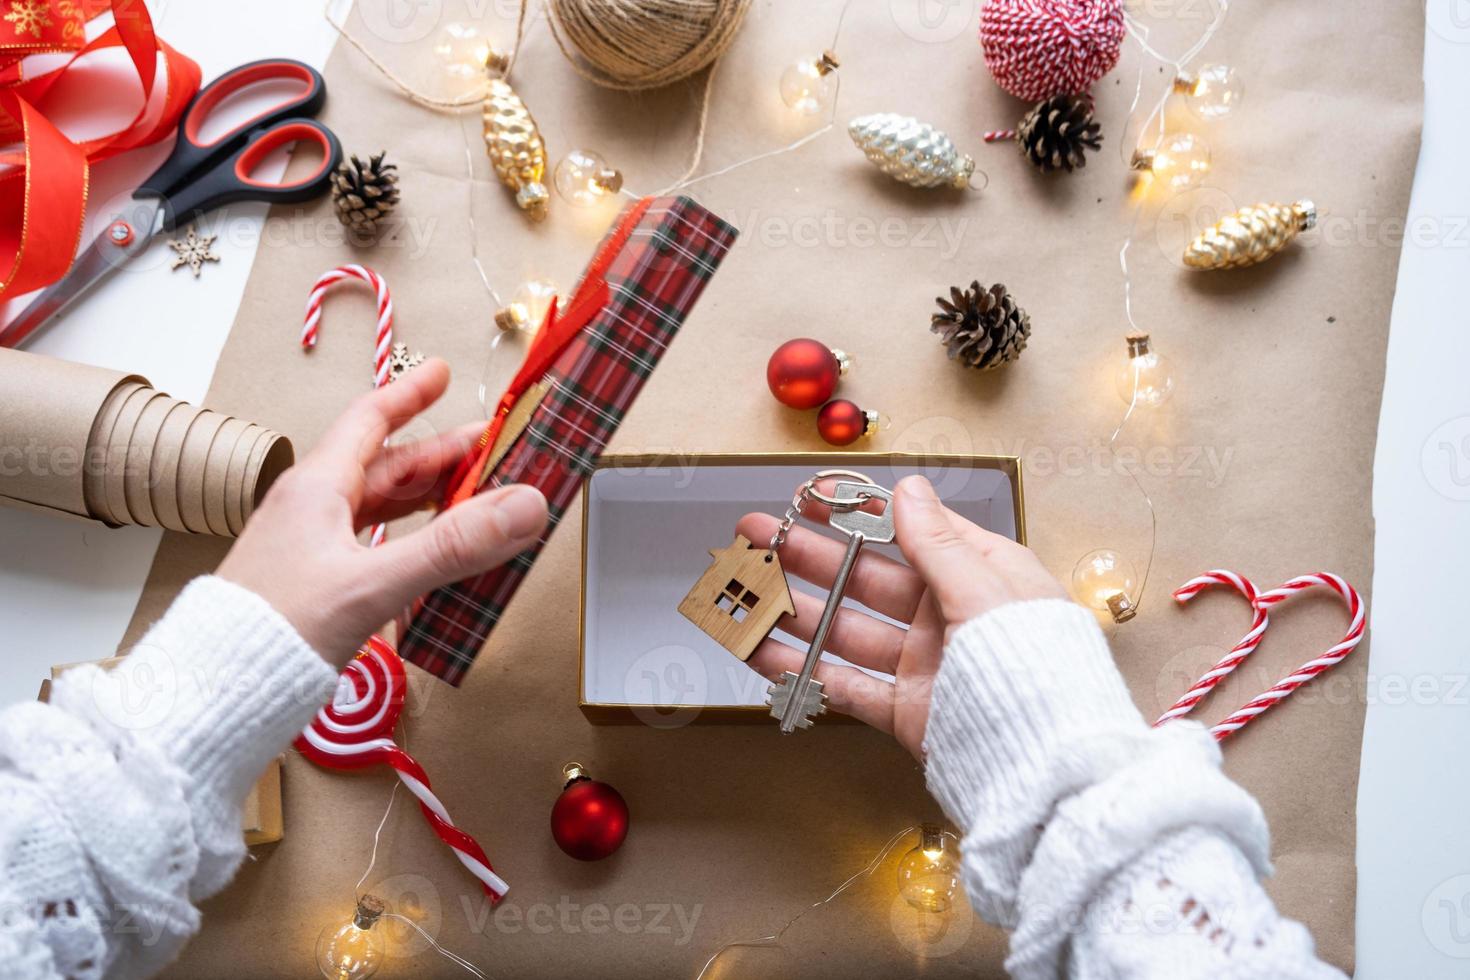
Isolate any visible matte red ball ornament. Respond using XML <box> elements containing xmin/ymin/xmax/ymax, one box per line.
<box><xmin>817</xmin><ymin>399</ymin><xmax>877</xmax><ymax>446</ymax></box>
<box><xmin>551</xmin><ymin>763</ymin><xmax>629</xmax><ymax>861</ymax></box>
<box><xmin>767</xmin><ymin>338</ymin><xmax>848</xmax><ymax>410</ymax></box>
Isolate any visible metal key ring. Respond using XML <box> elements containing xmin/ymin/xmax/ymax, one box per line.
<box><xmin>806</xmin><ymin>469</ymin><xmax>879</xmax><ymax>509</ymax></box>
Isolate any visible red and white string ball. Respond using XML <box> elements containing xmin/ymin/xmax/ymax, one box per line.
<box><xmin>296</xmin><ymin>635</ymin><xmax>510</xmax><ymax>901</ymax></box>
<box><xmin>979</xmin><ymin>0</ymin><xmax>1126</xmax><ymax>102</ymax></box>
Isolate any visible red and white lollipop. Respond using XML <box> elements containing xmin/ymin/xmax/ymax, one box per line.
<box><xmin>295</xmin><ymin>635</ymin><xmax>508</xmax><ymax>901</ymax></box>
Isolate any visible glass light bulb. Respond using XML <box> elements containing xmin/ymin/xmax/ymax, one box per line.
<box><xmin>1136</xmin><ymin>133</ymin><xmax>1211</xmax><ymax>191</ymax></box>
<box><xmin>316</xmin><ymin>899</ymin><xmax>386</xmax><ymax>980</ymax></box>
<box><xmin>779</xmin><ymin>56</ymin><xmax>835</xmax><ymax>115</ymax></box>
<box><xmin>433</xmin><ymin>22</ymin><xmax>490</xmax><ymax>80</ymax></box>
<box><xmin>554</xmin><ymin>149</ymin><xmax>623</xmax><ymax>207</ymax></box>
<box><xmin>1072</xmin><ymin>549</ymin><xmax>1140</xmax><ymax>623</ymax></box>
<box><xmin>1178</xmin><ymin>64</ymin><xmax>1243</xmax><ymax>121</ymax></box>
<box><xmin>494</xmin><ymin>279</ymin><xmax>559</xmax><ymax>333</ymax></box>
<box><xmin>1115</xmin><ymin>335</ymin><xmax>1175</xmax><ymax>408</ymax></box>
<box><xmin>897</xmin><ymin>825</ymin><xmax>961</xmax><ymax>913</ymax></box>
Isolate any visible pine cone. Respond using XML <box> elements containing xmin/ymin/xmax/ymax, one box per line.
<box><xmin>1016</xmin><ymin>95</ymin><xmax>1102</xmax><ymax>174</ymax></box>
<box><xmin>331</xmin><ymin>152</ymin><xmax>400</xmax><ymax>238</ymax></box>
<box><xmin>931</xmin><ymin>281</ymin><xmax>1031</xmax><ymax>370</ymax></box>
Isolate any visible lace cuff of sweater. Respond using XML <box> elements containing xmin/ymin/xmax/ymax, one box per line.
<box><xmin>47</xmin><ymin>576</ymin><xmax>337</xmax><ymax>899</ymax></box>
<box><xmin>922</xmin><ymin>599</ymin><xmax>1271</xmax><ymax>950</ymax></box>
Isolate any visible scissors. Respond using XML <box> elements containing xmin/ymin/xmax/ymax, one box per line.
<box><xmin>1</xmin><ymin>58</ymin><xmax>342</xmax><ymax>349</ymax></box>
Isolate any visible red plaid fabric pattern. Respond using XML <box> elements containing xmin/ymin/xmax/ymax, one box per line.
<box><xmin>400</xmin><ymin>196</ymin><xmax>738</xmax><ymax>684</ymax></box>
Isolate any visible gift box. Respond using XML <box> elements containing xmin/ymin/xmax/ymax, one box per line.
<box><xmin>577</xmin><ymin>452</ymin><xmax>1025</xmax><ymax>724</ymax></box>
<box><xmin>400</xmin><ymin>195</ymin><xmax>738</xmax><ymax>685</ymax></box>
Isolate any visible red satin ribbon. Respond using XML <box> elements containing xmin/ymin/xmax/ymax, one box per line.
<box><xmin>0</xmin><ymin>0</ymin><xmax>200</xmax><ymax>299</ymax></box>
<box><xmin>447</xmin><ymin>196</ymin><xmax>654</xmax><ymax>507</ymax></box>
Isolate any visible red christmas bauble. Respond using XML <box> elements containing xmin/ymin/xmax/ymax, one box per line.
<box><xmin>767</xmin><ymin>338</ymin><xmax>843</xmax><ymax>410</ymax></box>
<box><xmin>817</xmin><ymin>399</ymin><xmax>872</xmax><ymax>446</ymax></box>
<box><xmin>551</xmin><ymin>766</ymin><xmax>629</xmax><ymax>861</ymax></box>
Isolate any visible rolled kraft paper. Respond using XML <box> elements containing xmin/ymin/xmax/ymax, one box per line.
<box><xmin>149</xmin><ymin>400</ymin><xmax>199</xmax><ymax>532</ymax></box>
<box><xmin>85</xmin><ymin>380</ymin><xmax>146</xmax><ymax>525</ymax></box>
<box><xmin>124</xmin><ymin>394</ymin><xmax>177</xmax><ymax>527</ymax></box>
<box><xmin>0</xmin><ymin>347</ymin><xmax>143</xmax><ymax>519</ymax></box>
<box><xmin>205</xmin><ymin>417</ymin><xmax>250</xmax><ymax>536</ymax></box>
<box><xmin>224</xmin><ymin>424</ymin><xmax>264</xmax><ymax>536</ymax></box>
<box><xmin>177</xmin><ymin>410</ymin><xmax>229</xmax><ymax>534</ymax></box>
<box><xmin>104</xmin><ymin>387</ymin><xmax>158</xmax><ymax>527</ymax></box>
<box><xmin>248</xmin><ymin>435</ymin><xmax>294</xmax><ymax>523</ymax></box>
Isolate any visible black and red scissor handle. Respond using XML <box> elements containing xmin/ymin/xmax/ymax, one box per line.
<box><xmin>135</xmin><ymin>58</ymin><xmax>342</xmax><ymax>231</ymax></box>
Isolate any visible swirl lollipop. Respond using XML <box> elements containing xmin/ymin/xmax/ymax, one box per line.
<box><xmin>295</xmin><ymin>635</ymin><xmax>508</xmax><ymax>901</ymax></box>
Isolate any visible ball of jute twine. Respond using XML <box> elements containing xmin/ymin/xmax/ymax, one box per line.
<box><xmin>546</xmin><ymin>0</ymin><xmax>753</xmax><ymax>90</ymax></box>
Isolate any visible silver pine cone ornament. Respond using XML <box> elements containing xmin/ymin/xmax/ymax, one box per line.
<box><xmin>1016</xmin><ymin>95</ymin><xmax>1102</xmax><ymax>174</ymax></box>
<box><xmin>847</xmin><ymin>113</ymin><xmax>975</xmax><ymax>189</ymax></box>
<box><xmin>1183</xmin><ymin>201</ymin><xmax>1316</xmax><ymax>270</ymax></box>
<box><xmin>932</xmin><ymin>281</ymin><xmax>1030</xmax><ymax>370</ymax></box>
<box><xmin>331</xmin><ymin>152</ymin><xmax>400</xmax><ymax>238</ymax></box>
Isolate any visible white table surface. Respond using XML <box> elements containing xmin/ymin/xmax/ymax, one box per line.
<box><xmin>0</xmin><ymin>1</ymin><xmax>1464</xmax><ymax>975</ymax></box>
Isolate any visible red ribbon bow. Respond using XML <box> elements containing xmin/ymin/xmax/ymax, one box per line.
<box><xmin>0</xmin><ymin>0</ymin><xmax>200</xmax><ymax>300</ymax></box>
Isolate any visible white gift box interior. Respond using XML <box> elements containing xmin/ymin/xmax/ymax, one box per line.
<box><xmin>579</xmin><ymin>454</ymin><xmax>1024</xmax><ymax>723</ymax></box>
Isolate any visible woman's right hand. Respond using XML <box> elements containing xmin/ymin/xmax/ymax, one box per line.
<box><xmin>734</xmin><ymin>474</ymin><xmax>1066</xmax><ymax>759</ymax></box>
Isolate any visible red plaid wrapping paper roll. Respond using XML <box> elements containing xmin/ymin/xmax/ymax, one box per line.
<box><xmin>400</xmin><ymin>195</ymin><xmax>739</xmax><ymax>684</ymax></box>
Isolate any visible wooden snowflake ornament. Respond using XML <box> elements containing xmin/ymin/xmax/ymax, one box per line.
<box><xmin>387</xmin><ymin>343</ymin><xmax>425</xmax><ymax>382</ymax></box>
<box><xmin>167</xmin><ymin>228</ymin><xmax>221</xmax><ymax>277</ymax></box>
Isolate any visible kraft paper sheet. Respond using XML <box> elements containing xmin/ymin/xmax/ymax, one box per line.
<box><xmin>123</xmin><ymin>1</ymin><xmax>1423</xmax><ymax>975</ymax></box>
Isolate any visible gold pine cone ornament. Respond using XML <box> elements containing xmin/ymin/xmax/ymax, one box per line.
<box><xmin>1183</xmin><ymin>200</ymin><xmax>1316</xmax><ymax>270</ymax></box>
<box><xmin>482</xmin><ymin>49</ymin><xmax>549</xmax><ymax>220</ymax></box>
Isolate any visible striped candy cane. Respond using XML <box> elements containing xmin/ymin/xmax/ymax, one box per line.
<box><xmin>302</xmin><ymin>264</ymin><xmax>395</xmax><ymax>388</ymax></box>
<box><xmin>1208</xmin><ymin>573</ymin><xmax>1365</xmax><ymax>741</ymax></box>
<box><xmin>302</xmin><ymin>264</ymin><xmax>395</xmax><ymax>546</ymax></box>
<box><xmin>295</xmin><ymin>636</ymin><xmax>509</xmax><ymax>901</ymax></box>
<box><xmin>1154</xmin><ymin>570</ymin><xmax>1270</xmax><ymax>726</ymax></box>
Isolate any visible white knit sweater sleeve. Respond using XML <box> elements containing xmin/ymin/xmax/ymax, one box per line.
<box><xmin>0</xmin><ymin>576</ymin><xmax>338</xmax><ymax>980</ymax></box>
<box><xmin>923</xmin><ymin>598</ymin><xmax>1345</xmax><ymax>980</ymax></box>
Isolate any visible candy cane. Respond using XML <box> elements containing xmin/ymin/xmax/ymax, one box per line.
<box><xmin>295</xmin><ymin>636</ymin><xmax>509</xmax><ymax>901</ymax></box>
<box><xmin>1208</xmin><ymin>573</ymin><xmax>1365</xmax><ymax>741</ymax></box>
<box><xmin>1154</xmin><ymin>570</ymin><xmax>1269</xmax><ymax>726</ymax></box>
<box><xmin>302</xmin><ymin>264</ymin><xmax>394</xmax><ymax>546</ymax></box>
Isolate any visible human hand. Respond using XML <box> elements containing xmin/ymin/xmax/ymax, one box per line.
<box><xmin>735</xmin><ymin>474</ymin><xmax>1064</xmax><ymax>758</ymax></box>
<box><xmin>218</xmin><ymin>359</ymin><xmax>548</xmax><ymax>668</ymax></box>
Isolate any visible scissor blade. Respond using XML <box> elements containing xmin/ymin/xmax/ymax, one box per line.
<box><xmin>0</xmin><ymin>198</ymin><xmax>162</xmax><ymax>349</ymax></box>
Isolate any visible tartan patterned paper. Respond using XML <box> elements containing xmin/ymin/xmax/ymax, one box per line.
<box><xmin>400</xmin><ymin>196</ymin><xmax>738</xmax><ymax>684</ymax></box>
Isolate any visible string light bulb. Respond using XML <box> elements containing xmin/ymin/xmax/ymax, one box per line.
<box><xmin>433</xmin><ymin>22</ymin><xmax>491</xmax><ymax>85</ymax></box>
<box><xmin>316</xmin><ymin>895</ymin><xmax>386</xmax><ymax>980</ymax></box>
<box><xmin>1072</xmin><ymin>549</ymin><xmax>1140</xmax><ymax>623</ymax></box>
<box><xmin>896</xmin><ymin>824</ymin><xmax>962</xmax><ymax>913</ymax></box>
<box><xmin>1130</xmin><ymin>133</ymin><xmax>1211</xmax><ymax>191</ymax></box>
<box><xmin>1115</xmin><ymin>332</ymin><xmax>1175</xmax><ymax>408</ymax></box>
<box><xmin>494</xmin><ymin>278</ymin><xmax>559</xmax><ymax>333</ymax></box>
<box><xmin>554</xmin><ymin>149</ymin><xmax>623</xmax><ymax>207</ymax></box>
<box><xmin>1174</xmin><ymin>64</ymin><xmax>1244</xmax><ymax>121</ymax></box>
<box><xmin>779</xmin><ymin>50</ymin><xmax>839</xmax><ymax>115</ymax></box>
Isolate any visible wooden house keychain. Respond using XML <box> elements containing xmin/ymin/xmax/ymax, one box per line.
<box><xmin>678</xmin><ymin>470</ymin><xmax>895</xmax><ymax>733</ymax></box>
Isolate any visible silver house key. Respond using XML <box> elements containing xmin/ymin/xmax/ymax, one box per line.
<box><xmin>768</xmin><ymin>481</ymin><xmax>896</xmax><ymax>733</ymax></box>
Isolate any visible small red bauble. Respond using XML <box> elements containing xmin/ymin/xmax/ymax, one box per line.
<box><xmin>767</xmin><ymin>338</ymin><xmax>847</xmax><ymax>410</ymax></box>
<box><xmin>551</xmin><ymin>764</ymin><xmax>628</xmax><ymax>861</ymax></box>
<box><xmin>817</xmin><ymin>399</ymin><xmax>875</xmax><ymax>446</ymax></box>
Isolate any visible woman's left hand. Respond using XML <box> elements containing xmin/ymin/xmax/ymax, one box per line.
<box><xmin>218</xmin><ymin>359</ymin><xmax>547</xmax><ymax>667</ymax></box>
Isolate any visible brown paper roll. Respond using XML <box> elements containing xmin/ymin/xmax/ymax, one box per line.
<box><xmin>0</xmin><ymin>347</ymin><xmax>142</xmax><ymax>519</ymax></box>
<box><xmin>0</xmin><ymin>349</ymin><xmax>293</xmax><ymax>537</ymax></box>
<box><xmin>204</xmin><ymin>417</ymin><xmax>249</xmax><ymax>536</ymax></box>
<box><xmin>177</xmin><ymin>410</ymin><xmax>229</xmax><ymax>534</ymax></box>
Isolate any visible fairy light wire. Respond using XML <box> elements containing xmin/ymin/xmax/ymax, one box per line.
<box><xmin>693</xmin><ymin>825</ymin><xmax>918</xmax><ymax>980</ymax></box>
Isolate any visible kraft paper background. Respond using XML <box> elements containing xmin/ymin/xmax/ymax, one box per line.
<box><xmin>121</xmin><ymin>1</ymin><xmax>1423</xmax><ymax>975</ymax></box>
